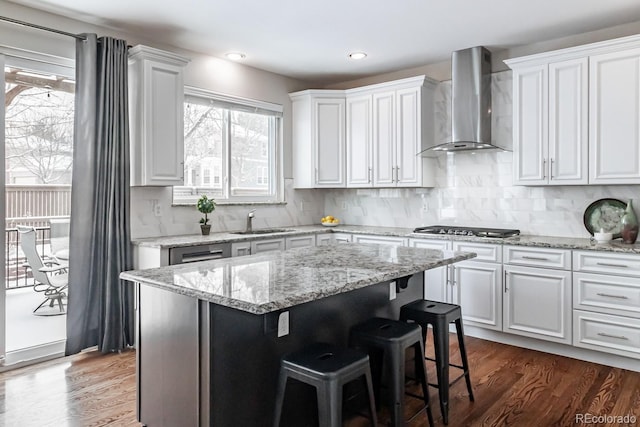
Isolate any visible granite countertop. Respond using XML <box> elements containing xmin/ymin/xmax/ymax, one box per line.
<box><xmin>132</xmin><ymin>224</ymin><xmax>640</xmax><ymax>253</ymax></box>
<box><xmin>120</xmin><ymin>243</ymin><xmax>476</xmax><ymax>314</ymax></box>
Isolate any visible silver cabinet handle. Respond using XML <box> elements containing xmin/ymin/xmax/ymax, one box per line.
<box><xmin>368</xmin><ymin>167</ymin><xmax>372</xmax><ymax>183</ymax></box>
<box><xmin>550</xmin><ymin>158</ymin><xmax>554</xmax><ymax>180</ymax></box>
<box><xmin>597</xmin><ymin>332</ymin><xmax>629</xmax><ymax>341</ymax></box>
<box><xmin>596</xmin><ymin>262</ymin><xmax>629</xmax><ymax>268</ymax></box>
<box><xmin>522</xmin><ymin>255</ymin><xmax>550</xmax><ymax>261</ymax></box>
<box><xmin>542</xmin><ymin>158</ymin><xmax>547</xmax><ymax>179</ymax></box>
<box><xmin>596</xmin><ymin>293</ymin><xmax>629</xmax><ymax>300</ymax></box>
<box><xmin>504</xmin><ymin>270</ymin><xmax>508</xmax><ymax>292</ymax></box>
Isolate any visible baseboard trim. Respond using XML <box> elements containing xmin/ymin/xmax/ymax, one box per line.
<box><xmin>464</xmin><ymin>326</ymin><xmax>640</xmax><ymax>373</ymax></box>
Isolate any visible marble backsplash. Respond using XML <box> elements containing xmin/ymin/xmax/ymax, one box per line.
<box><xmin>130</xmin><ymin>179</ymin><xmax>325</xmax><ymax>239</ymax></box>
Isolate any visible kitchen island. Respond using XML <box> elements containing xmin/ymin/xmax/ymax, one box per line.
<box><xmin>120</xmin><ymin>243</ymin><xmax>475</xmax><ymax>427</ymax></box>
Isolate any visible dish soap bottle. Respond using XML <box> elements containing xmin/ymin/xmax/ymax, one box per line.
<box><xmin>621</xmin><ymin>200</ymin><xmax>639</xmax><ymax>244</ymax></box>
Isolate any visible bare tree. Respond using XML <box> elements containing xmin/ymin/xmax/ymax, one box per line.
<box><xmin>5</xmin><ymin>82</ymin><xmax>74</xmax><ymax>184</ymax></box>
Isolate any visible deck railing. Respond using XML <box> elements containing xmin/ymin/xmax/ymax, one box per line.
<box><xmin>4</xmin><ymin>185</ymin><xmax>71</xmax><ymax>290</ymax></box>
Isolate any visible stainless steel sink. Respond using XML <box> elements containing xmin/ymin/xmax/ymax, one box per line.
<box><xmin>232</xmin><ymin>228</ymin><xmax>293</xmax><ymax>235</ymax></box>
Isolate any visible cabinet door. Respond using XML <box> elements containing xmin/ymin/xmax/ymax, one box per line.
<box><xmin>231</xmin><ymin>242</ymin><xmax>251</xmax><ymax>257</ymax></box>
<box><xmin>504</xmin><ymin>265</ymin><xmax>572</xmax><ymax>344</ymax></box>
<box><xmin>314</xmin><ymin>98</ymin><xmax>345</xmax><ymax>187</ymax></box>
<box><xmin>346</xmin><ymin>94</ymin><xmax>373</xmax><ymax>187</ymax></box>
<box><xmin>590</xmin><ymin>48</ymin><xmax>640</xmax><ymax>184</ymax></box>
<box><xmin>129</xmin><ymin>46</ymin><xmax>188</xmax><ymax>186</ymax></box>
<box><xmin>332</xmin><ymin>233</ymin><xmax>352</xmax><ymax>243</ymax></box>
<box><xmin>454</xmin><ymin>261</ymin><xmax>503</xmax><ymax>331</ymax></box>
<box><xmin>548</xmin><ymin>58</ymin><xmax>588</xmax><ymax>185</ymax></box>
<box><xmin>315</xmin><ymin>234</ymin><xmax>333</xmax><ymax>246</ymax></box>
<box><xmin>372</xmin><ymin>91</ymin><xmax>396</xmax><ymax>186</ymax></box>
<box><xmin>395</xmin><ymin>86</ymin><xmax>422</xmax><ymax>187</ymax></box>
<box><xmin>410</xmin><ymin>239</ymin><xmax>450</xmax><ymax>302</ymax></box>
<box><xmin>512</xmin><ymin>64</ymin><xmax>548</xmax><ymax>185</ymax></box>
<box><xmin>251</xmin><ymin>238</ymin><xmax>285</xmax><ymax>254</ymax></box>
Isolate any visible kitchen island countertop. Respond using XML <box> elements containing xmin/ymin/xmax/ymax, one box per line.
<box><xmin>121</xmin><ymin>243</ymin><xmax>475</xmax><ymax>314</ymax></box>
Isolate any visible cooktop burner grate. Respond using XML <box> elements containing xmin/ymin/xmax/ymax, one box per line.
<box><xmin>413</xmin><ymin>225</ymin><xmax>520</xmax><ymax>238</ymax></box>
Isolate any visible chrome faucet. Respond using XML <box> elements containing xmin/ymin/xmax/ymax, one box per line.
<box><xmin>246</xmin><ymin>209</ymin><xmax>256</xmax><ymax>233</ymax></box>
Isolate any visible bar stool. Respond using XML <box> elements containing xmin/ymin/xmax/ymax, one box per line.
<box><xmin>400</xmin><ymin>300</ymin><xmax>474</xmax><ymax>425</ymax></box>
<box><xmin>350</xmin><ymin>317</ymin><xmax>434</xmax><ymax>427</ymax></box>
<box><xmin>273</xmin><ymin>342</ymin><xmax>378</xmax><ymax>427</ymax></box>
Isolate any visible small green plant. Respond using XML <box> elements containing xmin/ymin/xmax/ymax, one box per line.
<box><xmin>196</xmin><ymin>195</ymin><xmax>216</xmax><ymax>225</ymax></box>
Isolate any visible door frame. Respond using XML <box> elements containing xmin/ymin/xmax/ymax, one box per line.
<box><xmin>0</xmin><ymin>49</ymin><xmax>74</xmax><ymax>370</ymax></box>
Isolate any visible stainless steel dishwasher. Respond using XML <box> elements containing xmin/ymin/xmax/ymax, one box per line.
<box><xmin>168</xmin><ymin>243</ymin><xmax>231</xmax><ymax>265</ymax></box>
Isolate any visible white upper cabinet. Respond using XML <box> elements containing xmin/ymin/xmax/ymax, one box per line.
<box><xmin>507</xmin><ymin>34</ymin><xmax>640</xmax><ymax>186</ymax></box>
<box><xmin>346</xmin><ymin>94</ymin><xmax>373</xmax><ymax>187</ymax></box>
<box><xmin>291</xmin><ymin>75</ymin><xmax>436</xmax><ymax>189</ymax></box>
<box><xmin>128</xmin><ymin>45</ymin><xmax>190</xmax><ymax>186</ymax></box>
<box><xmin>290</xmin><ymin>91</ymin><xmax>345</xmax><ymax>188</ymax></box>
<box><xmin>549</xmin><ymin>58</ymin><xmax>588</xmax><ymax>184</ymax></box>
<box><xmin>589</xmin><ymin>47</ymin><xmax>640</xmax><ymax>184</ymax></box>
<box><xmin>509</xmin><ymin>58</ymin><xmax>587</xmax><ymax>185</ymax></box>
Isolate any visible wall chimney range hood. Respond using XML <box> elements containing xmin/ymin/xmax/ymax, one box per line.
<box><xmin>420</xmin><ymin>46</ymin><xmax>508</xmax><ymax>154</ymax></box>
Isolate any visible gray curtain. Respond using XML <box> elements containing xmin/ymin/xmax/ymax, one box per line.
<box><xmin>66</xmin><ymin>34</ymin><xmax>134</xmax><ymax>355</ymax></box>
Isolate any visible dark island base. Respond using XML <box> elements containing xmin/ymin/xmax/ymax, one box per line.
<box><xmin>137</xmin><ymin>272</ymin><xmax>424</xmax><ymax>426</ymax></box>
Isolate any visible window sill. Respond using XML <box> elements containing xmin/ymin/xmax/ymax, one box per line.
<box><xmin>172</xmin><ymin>201</ymin><xmax>287</xmax><ymax>207</ymax></box>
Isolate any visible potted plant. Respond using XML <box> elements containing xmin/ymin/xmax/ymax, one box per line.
<box><xmin>196</xmin><ymin>195</ymin><xmax>216</xmax><ymax>235</ymax></box>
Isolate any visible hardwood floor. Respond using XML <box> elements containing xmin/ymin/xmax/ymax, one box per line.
<box><xmin>1</xmin><ymin>336</ymin><xmax>639</xmax><ymax>426</ymax></box>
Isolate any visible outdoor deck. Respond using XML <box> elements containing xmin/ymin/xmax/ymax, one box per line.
<box><xmin>6</xmin><ymin>286</ymin><xmax>66</xmax><ymax>352</ymax></box>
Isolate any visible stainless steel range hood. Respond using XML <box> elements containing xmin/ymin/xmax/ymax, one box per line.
<box><xmin>420</xmin><ymin>46</ymin><xmax>508</xmax><ymax>154</ymax></box>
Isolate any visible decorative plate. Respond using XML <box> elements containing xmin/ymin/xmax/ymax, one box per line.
<box><xmin>583</xmin><ymin>198</ymin><xmax>626</xmax><ymax>238</ymax></box>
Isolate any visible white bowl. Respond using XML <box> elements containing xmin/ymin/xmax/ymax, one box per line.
<box><xmin>321</xmin><ymin>222</ymin><xmax>339</xmax><ymax>227</ymax></box>
<box><xmin>594</xmin><ymin>232</ymin><xmax>613</xmax><ymax>243</ymax></box>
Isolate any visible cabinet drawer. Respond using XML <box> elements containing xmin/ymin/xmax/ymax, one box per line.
<box><xmin>453</xmin><ymin>242</ymin><xmax>501</xmax><ymax>263</ymax></box>
<box><xmin>573</xmin><ymin>250</ymin><xmax>640</xmax><ymax>277</ymax></box>
<box><xmin>352</xmin><ymin>235</ymin><xmax>408</xmax><ymax>246</ymax></box>
<box><xmin>503</xmin><ymin>246</ymin><xmax>571</xmax><ymax>269</ymax></box>
<box><xmin>410</xmin><ymin>238</ymin><xmax>451</xmax><ymax>251</ymax></box>
<box><xmin>573</xmin><ymin>272</ymin><xmax>640</xmax><ymax>318</ymax></box>
<box><xmin>285</xmin><ymin>235</ymin><xmax>315</xmax><ymax>249</ymax></box>
<box><xmin>573</xmin><ymin>310</ymin><xmax>640</xmax><ymax>359</ymax></box>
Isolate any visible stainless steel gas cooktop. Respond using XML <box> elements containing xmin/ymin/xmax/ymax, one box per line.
<box><xmin>412</xmin><ymin>225</ymin><xmax>520</xmax><ymax>238</ymax></box>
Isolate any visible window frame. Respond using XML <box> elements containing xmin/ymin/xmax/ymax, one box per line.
<box><xmin>174</xmin><ymin>86</ymin><xmax>284</xmax><ymax>205</ymax></box>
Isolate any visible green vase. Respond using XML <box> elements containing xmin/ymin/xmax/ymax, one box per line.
<box><xmin>621</xmin><ymin>200</ymin><xmax>639</xmax><ymax>244</ymax></box>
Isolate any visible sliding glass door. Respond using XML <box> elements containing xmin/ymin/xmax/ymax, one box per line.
<box><xmin>1</xmin><ymin>52</ymin><xmax>74</xmax><ymax>369</ymax></box>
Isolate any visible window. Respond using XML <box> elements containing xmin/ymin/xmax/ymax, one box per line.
<box><xmin>174</xmin><ymin>87</ymin><xmax>283</xmax><ymax>204</ymax></box>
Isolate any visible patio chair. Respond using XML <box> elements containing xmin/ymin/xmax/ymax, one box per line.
<box><xmin>17</xmin><ymin>226</ymin><xmax>68</xmax><ymax>315</ymax></box>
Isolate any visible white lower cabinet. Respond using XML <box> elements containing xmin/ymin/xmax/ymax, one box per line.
<box><xmin>503</xmin><ymin>245</ymin><xmax>572</xmax><ymax>344</ymax></box>
<box><xmin>409</xmin><ymin>238</ymin><xmax>450</xmax><ymax>302</ymax></box>
<box><xmin>352</xmin><ymin>234</ymin><xmax>408</xmax><ymax>246</ymax></box>
<box><xmin>453</xmin><ymin>242</ymin><xmax>503</xmax><ymax>331</ymax></box>
<box><xmin>572</xmin><ymin>250</ymin><xmax>640</xmax><ymax>359</ymax></box>
<box><xmin>252</xmin><ymin>238</ymin><xmax>285</xmax><ymax>254</ymax></box>
<box><xmin>231</xmin><ymin>242</ymin><xmax>251</xmax><ymax>257</ymax></box>
<box><xmin>285</xmin><ymin>235</ymin><xmax>315</xmax><ymax>249</ymax></box>
<box><xmin>503</xmin><ymin>264</ymin><xmax>572</xmax><ymax>344</ymax></box>
<box><xmin>315</xmin><ymin>234</ymin><xmax>334</xmax><ymax>246</ymax></box>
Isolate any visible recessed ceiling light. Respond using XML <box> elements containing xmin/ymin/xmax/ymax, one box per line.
<box><xmin>226</xmin><ymin>52</ymin><xmax>246</xmax><ymax>61</ymax></box>
<box><xmin>348</xmin><ymin>52</ymin><xmax>367</xmax><ymax>60</ymax></box>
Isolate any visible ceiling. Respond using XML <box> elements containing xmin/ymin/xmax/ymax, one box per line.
<box><xmin>7</xmin><ymin>0</ymin><xmax>640</xmax><ymax>83</ymax></box>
